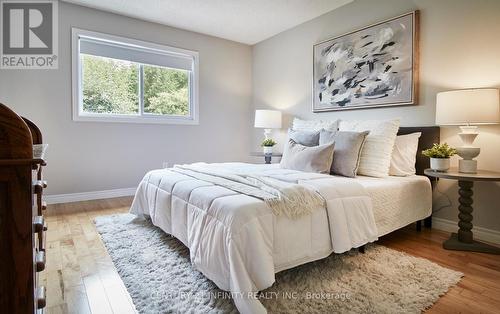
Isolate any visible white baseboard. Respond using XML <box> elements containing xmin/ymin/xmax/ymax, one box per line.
<box><xmin>45</xmin><ymin>187</ymin><xmax>136</xmax><ymax>204</ymax></box>
<box><xmin>433</xmin><ymin>217</ymin><xmax>500</xmax><ymax>245</ymax></box>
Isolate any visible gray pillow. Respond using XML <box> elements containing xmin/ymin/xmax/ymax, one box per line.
<box><xmin>288</xmin><ymin>129</ymin><xmax>320</xmax><ymax>147</ymax></box>
<box><xmin>319</xmin><ymin>130</ymin><xmax>369</xmax><ymax>177</ymax></box>
<box><xmin>280</xmin><ymin>139</ymin><xmax>334</xmax><ymax>174</ymax></box>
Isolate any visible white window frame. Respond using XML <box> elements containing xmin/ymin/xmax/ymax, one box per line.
<box><xmin>71</xmin><ymin>28</ymin><xmax>199</xmax><ymax>125</ymax></box>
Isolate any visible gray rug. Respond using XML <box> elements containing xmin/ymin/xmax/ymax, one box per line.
<box><xmin>94</xmin><ymin>214</ymin><xmax>462</xmax><ymax>314</ymax></box>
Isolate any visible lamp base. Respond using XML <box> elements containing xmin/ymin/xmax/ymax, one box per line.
<box><xmin>263</xmin><ymin>129</ymin><xmax>272</xmax><ymax>140</ymax></box>
<box><xmin>458</xmin><ymin>125</ymin><xmax>479</xmax><ymax>145</ymax></box>
<box><xmin>459</xmin><ymin>159</ymin><xmax>477</xmax><ymax>174</ymax></box>
<box><xmin>456</xmin><ymin>147</ymin><xmax>480</xmax><ymax>174</ymax></box>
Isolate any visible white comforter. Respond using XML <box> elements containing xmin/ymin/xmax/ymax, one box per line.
<box><xmin>130</xmin><ymin>163</ymin><xmax>378</xmax><ymax>313</ymax></box>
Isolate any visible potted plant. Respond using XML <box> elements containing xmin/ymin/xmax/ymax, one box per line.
<box><xmin>261</xmin><ymin>138</ymin><xmax>277</xmax><ymax>154</ymax></box>
<box><xmin>422</xmin><ymin>143</ymin><xmax>457</xmax><ymax>172</ymax></box>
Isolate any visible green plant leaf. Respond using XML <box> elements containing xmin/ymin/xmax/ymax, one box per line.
<box><xmin>261</xmin><ymin>139</ymin><xmax>277</xmax><ymax>147</ymax></box>
<box><xmin>422</xmin><ymin>143</ymin><xmax>457</xmax><ymax>158</ymax></box>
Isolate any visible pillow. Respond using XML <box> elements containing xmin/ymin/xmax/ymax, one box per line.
<box><xmin>389</xmin><ymin>132</ymin><xmax>422</xmax><ymax>176</ymax></box>
<box><xmin>280</xmin><ymin>139</ymin><xmax>334</xmax><ymax>173</ymax></box>
<box><xmin>319</xmin><ymin>130</ymin><xmax>369</xmax><ymax>178</ymax></box>
<box><xmin>339</xmin><ymin>119</ymin><xmax>400</xmax><ymax>177</ymax></box>
<box><xmin>292</xmin><ymin>118</ymin><xmax>339</xmax><ymax>132</ymax></box>
<box><xmin>288</xmin><ymin>128</ymin><xmax>320</xmax><ymax>146</ymax></box>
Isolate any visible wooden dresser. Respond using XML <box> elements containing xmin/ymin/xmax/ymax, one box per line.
<box><xmin>0</xmin><ymin>103</ymin><xmax>48</xmax><ymax>313</ymax></box>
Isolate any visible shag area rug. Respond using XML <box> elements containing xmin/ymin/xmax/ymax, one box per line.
<box><xmin>94</xmin><ymin>214</ymin><xmax>462</xmax><ymax>314</ymax></box>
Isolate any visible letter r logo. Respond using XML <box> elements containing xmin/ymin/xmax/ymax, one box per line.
<box><xmin>0</xmin><ymin>0</ymin><xmax>58</xmax><ymax>69</ymax></box>
<box><xmin>2</xmin><ymin>2</ymin><xmax>53</xmax><ymax>54</ymax></box>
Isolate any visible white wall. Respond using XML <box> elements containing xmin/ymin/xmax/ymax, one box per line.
<box><xmin>252</xmin><ymin>0</ymin><xmax>500</xmax><ymax>231</ymax></box>
<box><xmin>0</xmin><ymin>2</ymin><xmax>253</xmax><ymax>195</ymax></box>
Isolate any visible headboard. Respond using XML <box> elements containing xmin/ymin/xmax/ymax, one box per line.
<box><xmin>398</xmin><ymin>126</ymin><xmax>440</xmax><ymax>176</ymax></box>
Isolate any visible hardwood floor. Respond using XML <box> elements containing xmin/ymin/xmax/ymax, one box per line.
<box><xmin>44</xmin><ymin>197</ymin><xmax>500</xmax><ymax>314</ymax></box>
<box><xmin>43</xmin><ymin>197</ymin><xmax>135</xmax><ymax>314</ymax></box>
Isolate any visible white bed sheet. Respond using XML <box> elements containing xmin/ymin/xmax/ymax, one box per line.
<box><xmin>355</xmin><ymin>175</ymin><xmax>432</xmax><ymax>236</ymax></box>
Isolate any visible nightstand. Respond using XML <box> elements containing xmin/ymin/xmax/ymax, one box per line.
<box><xmin>250</xmin><ymin>152</ymin><xmax>283</xmax><ymax>164</ymax></box>
<box><xmin>424</xmin><ymin>168</ymin><xmax>500</xmax><ymax>254</ymax></box>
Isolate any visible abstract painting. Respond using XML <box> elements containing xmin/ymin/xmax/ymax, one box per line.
<box><xmin>313</xmin><ymin>11</ymin><xmax>419</xmax><ymax>112</ymax></box>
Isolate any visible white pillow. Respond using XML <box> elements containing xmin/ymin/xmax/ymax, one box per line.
<box><xmin>389</xmin><ymin>132</ymin><xmax>421</xmax><ymax>176</ymax></box>
<box><xmin>292</xmin><ymin>118</ymin><xmax>339</xmax><ymax>132</ymax></box>
<box><xmin>339</xmin><ymin>119</ymin><xmax>400</xmax><ymax>177</ymax></box>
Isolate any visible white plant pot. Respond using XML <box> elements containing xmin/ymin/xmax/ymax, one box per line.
<box><xmin>430</xmin><ymin>158</ymin><xmax>450</xmax><ymax>172</ymax></box>
<box><xmin>263</xmin><ymin>146</ymin><xmax>273</xmax><ymax>154</ymax></box>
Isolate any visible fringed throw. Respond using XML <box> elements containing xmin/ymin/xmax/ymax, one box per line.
<box><xmin>171</xmin><ymin>164</ymin><xmax>325</xmax><ymax>219</ymax></box>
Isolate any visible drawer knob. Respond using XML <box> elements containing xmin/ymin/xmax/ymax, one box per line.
<box><xmin>33</xmin><ymin>216</ymin><xmax>45</xmax><ymax>233</ymax></box>
<box><xmin>33</xmin><ymin>180</ymin><xmax>47</xmax><ymax>194</ymax></box>
<box><xmin>36</xmin><ymin>286</ymin><xmax>46</xmax><ymax>309</ymax></box>
<box><xmin>35</xmin><ymin>251</ymin><xmax>46</xmax><ymax>272</ymax></box>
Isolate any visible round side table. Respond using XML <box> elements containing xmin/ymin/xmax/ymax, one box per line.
<box><xmin>424</xmin><ymin>167</ymin><xmax>500</xmax><ymax>254</ymax></box>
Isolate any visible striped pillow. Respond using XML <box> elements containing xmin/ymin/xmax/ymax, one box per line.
<box><xmin>339</xmin><ymin>119</ymin><xmax>400</xmax><ymax>177</ymax></box>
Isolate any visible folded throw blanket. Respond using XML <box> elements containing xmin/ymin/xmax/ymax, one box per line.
<box><xmin>171</xmin><ymin>164</ymin><xmax>325</xmax><ymax>219</ymax></box>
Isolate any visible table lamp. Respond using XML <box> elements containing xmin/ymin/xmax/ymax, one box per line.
<box><xmin>254</xmin><ymin>110</ymin><xmax>282</xmax><ymax>140</ymax></box>
<box><xmin>435</xmin><ymin>88</ymin><xmax>500</xmax><ymax>173</ymax></box>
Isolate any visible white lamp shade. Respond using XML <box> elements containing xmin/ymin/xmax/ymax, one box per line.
<box><xmin>436</xmin><ymin>89</ymin><xmax>500</xmax><ymax>125</ymax></box>
<box><xmin>254</xmin><ymin>110</ymin><xmax>282</xmax><ymax>129</ymax></box>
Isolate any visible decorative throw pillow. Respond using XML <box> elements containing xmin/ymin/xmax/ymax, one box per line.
<box><xmin>319</xmin><ymin>130</ymin><xmax>369</xmax><ymax>178</ymax></box>
<box><xmin>292</xmin><ymin>118</ymin><xmax>339</xmax><ymax>132</ymax></box>
<box><xmin>280</xmin><ymin>139</ymin><xmax>334</xmax><ymax>174</ymax></box>
<box><xmin>389</xmin><ymin>132</ymin><xmax>422</xmax><ymax>176</ymax></box>
<box><xmin>339</xmin><ymin>119</ymin><xmax>400</xmax><ymax>177</ymax></box>
<box><xmin>288</xmin><ymin>128</ymin><xmax>320</xmax><ymax>146</ymax></box>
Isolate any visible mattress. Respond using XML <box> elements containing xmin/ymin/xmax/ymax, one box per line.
<box><xmin>354</xmin><ymin>175</ymin><xmax>432</xmax><ymax>236</ymax></box>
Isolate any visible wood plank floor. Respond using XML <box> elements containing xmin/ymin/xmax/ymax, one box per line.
<box><xmin>43</xmin><ymin>197</ymin><xmax>500</xmax><ymax>314</ymax></box>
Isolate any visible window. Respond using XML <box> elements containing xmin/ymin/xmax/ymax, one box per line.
<box><xmin>72</xmin><ymin>28</ymin><xmax>199</xmax><ymax>124</ymax></box>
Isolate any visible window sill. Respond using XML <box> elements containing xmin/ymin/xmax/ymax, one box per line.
<box><xmin>73</xmin><ymin>114</ymin><xmax>199</xmax><ymax>125</ymax></box>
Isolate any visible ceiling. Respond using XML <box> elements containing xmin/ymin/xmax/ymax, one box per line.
<box><xmin>62</xmin><ymin>0</ymin><xmax>353</xmax><ymax>45</ymax></box>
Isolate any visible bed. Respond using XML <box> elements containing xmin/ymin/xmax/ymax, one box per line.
<box><xmin>129</xmin><ymin>126</ymin><xmax>439</xmax><ymax>314</ymax></box>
